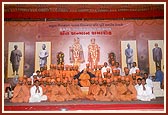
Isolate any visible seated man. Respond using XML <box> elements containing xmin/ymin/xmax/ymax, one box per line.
<box><xmin>30</xmin><ymin>73</ymin><xmax>38</xmax><ymax>85</ymax></box>
<box><xmin>94</xmin><ymin>78</ymin><xmax>107</xmax><ymax>101</ymax></box>
<box><xmin>102</xmin><ymin>79</ymin><xmax>115</xmax><ymax>101</ymax></box>
<box><xmin>29</xmin><ymin>80</ymin><xmax>47</xmax><ymax>103</ymax></box>
<box><xmin>136</xmin><ymin>78</ymin><xmax>156</xmax><ymax>101</ymax></box>
<box><xmin>79</xmin><ymin>68</ymin><xmax>91</xmax><ymax>87</ymax></box>
<box><xmin>155</xmin><ymin>66</ymin><xmax>164</xmax><ymax>86</ymax></box>
<box><xmin>116</xmin><ymin>76</ymin><xmax>127</xmax><ymax>101</ymax></box>
<box><xmin>49</xmin><ymin>78</ymin><xmax>67</xmax><ymax>102</ymax></box>
<box><xmin>11</xmin><ymin>77</ymin><xmax>30</xmax><ymax>103</ymax></box>
<box><xmin>120</xmin><ymin>77</ymin><xmax>137</xmax><ymax>101</ymax></box>
<box><xmin>71</xmin><ymin>79</ymin><xmax>85</xmax><ymax>99</ymax></box>
<box><xmin>62</xmin><ymin>78</ymin><xmax>75</xmax><ymax>101</ymax></box>
<box><xmin>113</xmin><ymin>62</ymin><xmax>122</xmax><ymax>76</ymax></box>
<box><xmin>26</xmin><ymin>78</ymin><xmax>33</xmax><ymax>89</ymax></box>
<box><xmin>129</xmin><ymin>62</ymin><xmax>139</xmax><ymax>75</ymax></box>
<box><xmin>144</xmin><ymin>72</ymin><xmax>154</xmax><ymax>92</ymax></box>
<box><xmin>123</xmin><ymin>67</ymin><xmax>130</xmax><ymax>76</ymax></box>
<box><xmin>48</xmin><ymin>79</ymin><xmax>57</xmax><ymax>102</ymax></box>
<box><xmin>101</xmin><ymin>62</ymin><xmax>112</xmax><ymax>78</ymax></box>
<box><xmin>74</xmin><ymin>68</ymin><xmax>95</xmax><ymax>87</ymax></box>
<box><xmin>135</xmin><ymin>78</ymin><xmax>142</xmax><ymax>91</ymax></box>
<box><xmin>73</xmin><ymin>68</ymin><xmax>96</xmax><ymax>87</ymax></box>
<box><xmin>86</xmin><ymin>78</ymin><xmax>97</xmax><ymax>100</ymax></box>
<box><xmin>40</xmin><ymin>78</ymin><xmax>51</xmax><ymax>97</ymax></box>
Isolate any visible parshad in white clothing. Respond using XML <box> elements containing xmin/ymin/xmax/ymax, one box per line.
<box><xmin>29</xmin><ymin>79</ymin><xmax>47</xmax><ymax>103</ymax></box>
<box><xmin>136</xmin><ymin>78</ymin><xmax>155</xmax><ymax>101</ymax></box>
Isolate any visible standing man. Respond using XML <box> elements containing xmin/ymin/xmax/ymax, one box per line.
<box><xmin>125</xmin><ymin>43</ymin><xmax>133</xmax><ymax>69</ymax></box>
<box><xmin>152</xmin><ymin>43</ymin><xmax>162</xmax><ymax>70</ymax></box>
<box><xmin>10</xmin><ymin>45</ymin><xmax>22</xmax><ymax>75</ymax></box>
<box><xmin>88</xmin><ymin>38</ymin><xmax>100</xmax><ymax>69</ymax></box>
<box><xmin>39</xmin><ymin>44</ymin><xmax>49</xmax><ymax>70</ymax></box>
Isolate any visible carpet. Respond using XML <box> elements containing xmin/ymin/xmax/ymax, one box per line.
<box><xmin>4</xmin><ymin>97</ymin><xmax>164</xmax><ymax>111</ymax></box>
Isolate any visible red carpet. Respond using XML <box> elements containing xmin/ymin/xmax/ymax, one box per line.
<box><xmin>4</xmin><ymin>104</ymin><xmax>164</xmax><ymax>111</ymax></box>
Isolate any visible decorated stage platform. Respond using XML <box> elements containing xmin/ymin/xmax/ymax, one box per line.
<box><xmin>4</xmin><ymin>97</ymin><xmax>164</xmax><ymax>112</ymax></box>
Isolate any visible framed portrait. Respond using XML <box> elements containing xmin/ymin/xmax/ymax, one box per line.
<box><xmin>35</xmin><ymin>42</ymin><xmax>51</xmax><ymax>71</ymax></box>
<box><xmin>148</xmin><ymin>40</ymin><xmax>164</xmax><ymax>75</ymax></box>
<box><xmin>121</xmin><ymin>40</ymin><xmax>138</xmax><ymax>71</ymax></box>
<box><xmin>7</xmin><ymin>42</ymin><xmax>24</xmax><ymax>78</ymax></box>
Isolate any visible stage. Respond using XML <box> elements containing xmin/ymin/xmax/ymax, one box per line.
<box><xmin>4</xmin><ymin>97</ymin><xmax>164</xmax><ymax>112</ymax></box>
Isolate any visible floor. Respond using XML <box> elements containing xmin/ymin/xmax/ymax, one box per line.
<box><xmin>3</xmin><ymin>97</ymin><xmax>164</xmax><ymax>112</ymax></box>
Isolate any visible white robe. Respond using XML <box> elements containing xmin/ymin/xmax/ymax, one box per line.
<box><xmin>29</xmin><ymin>85</ymin><xmax>47</xmax><ymax>103</ymax></box>
<box><xmin>135</xmin><ymin>84</ymin><xmax>141</xmax><ymax>91</ymax></box>
<box><xmin>136</xmin><ymin>84</ymin><xmax>156</xmax><ymax>101</ymax></box>
<box><xmin>146</xmin><ymin>78</ymin><xmax>153</xmax><ymax>88</ymax></box>
<box><xmin>101</xmin><ymin>66</ymin><xmax>112</xmax><ymax>78</ymax></box>
<box><xmin>129</xmin><ymin>67</ymin><xmax>139</xmax><ymax>74</ymax></box>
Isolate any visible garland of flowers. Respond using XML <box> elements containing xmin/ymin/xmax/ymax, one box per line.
<box><xmin>108</xmin><ymin>52</ymin><xmax>116</xmax><ymax>65</ymax></box>
<box><xmin>57</xmin><ymin>51</ymin><xmax>64</xmax><ymax>65</ymax></box>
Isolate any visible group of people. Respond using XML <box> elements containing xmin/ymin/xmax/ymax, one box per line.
<box><xmin>8</xmin><ymin>59</ymin><xmax>164</xmax><ymax>103</ymax></box>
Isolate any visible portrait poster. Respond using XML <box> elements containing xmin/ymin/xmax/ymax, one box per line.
<box><xmin>121</xmin><ymin>40</ymin><xmax>138</xmax><ymax>72</ymax></box>
<box><xmin>7</xmin><ymin>42</ymin><xmax>24</xmax><ymax>78</ymax></box>
<box><xmin>148</xmin><ymin>40</ymin><xmax>164</xmax><ymax>75</ymax></box>
<box><xmin>35</xmin><ymin>42</ymin><xmax>51</xmax><ymax>71</ymax></box>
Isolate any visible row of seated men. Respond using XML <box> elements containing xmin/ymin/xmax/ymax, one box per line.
<box><xmin>29</xmin><ymin>61</ymin><xmax>140</xmax><ymax>88</ymax></box>
<box><xmin>30</xmin><ymin>61</ymin><xmax>139</xmax><ymax>84</ymax></box>
<box><xmin>38</xmin><ymin>61</ymin><xmax>127</xmax><ymax>79</ymax></box>
<box><xmin>10</xmin><ymin>70</ymin><xmax>155</xmax><ymax>103</ymax></box>
<box><xmin>37</xmin><ymin>61</ymin><xmax>163</xmax><ymax>89</ymax></box>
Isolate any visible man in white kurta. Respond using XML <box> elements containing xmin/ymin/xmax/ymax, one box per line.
<box><xmin>29</xmin><ymin>80</ymin><xmax>47</xmax><ymax>103</ymax></box>
<box><xmin>129</xmin><ymin>62</ymin><xmax>139</xmax><ymax>75</ymax></box>
<box><xmin>101</xmin><ymin>62</ymin><xmax>112</xmax><ymax>78</ymax></box>
<box><xmin>136</xmin><ymin>78</ymin><xmax>155</xmax><ymax>101</ymax></box>
<box><xmin>144</xmin><ymin>73</ymin><xmax>154</xmax><ymax>89</ymax></box>
<box><xmin>135</xmin><ymin>78</ymin><xmax>142</xmax><ymax>91</ymax></box>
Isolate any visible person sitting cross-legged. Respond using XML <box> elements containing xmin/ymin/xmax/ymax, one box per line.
<box><xmin>136</xmin><ymin>78</ymin><xmax>156</xmax><ymax>101</ymax></box>
<box><xmin>29</xmin><ymin>80</ymin><xmax>47</xmax><ymax>103</ymax></box>
<box><xmin>11</xmin><ymin>77</ymin><xmax>30</xmax><ymax>103</ymax></box>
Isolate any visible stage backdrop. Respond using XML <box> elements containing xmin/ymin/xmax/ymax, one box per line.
<box><xmin>4</xmin><ymin>19</ymin><xmax>164</xmax><ymax>77</ymax></box>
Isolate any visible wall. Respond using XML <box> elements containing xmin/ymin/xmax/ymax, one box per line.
<box><xmin>4</xmin><ymin>19</ymin><xmax>164</xmax><ymax>77</ymax></box>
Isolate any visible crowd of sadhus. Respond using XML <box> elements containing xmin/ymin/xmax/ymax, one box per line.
<box><xmin>10</xmin><ymin>62</ymin><xmax>156</xmax><ymax>103</ymax></box>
